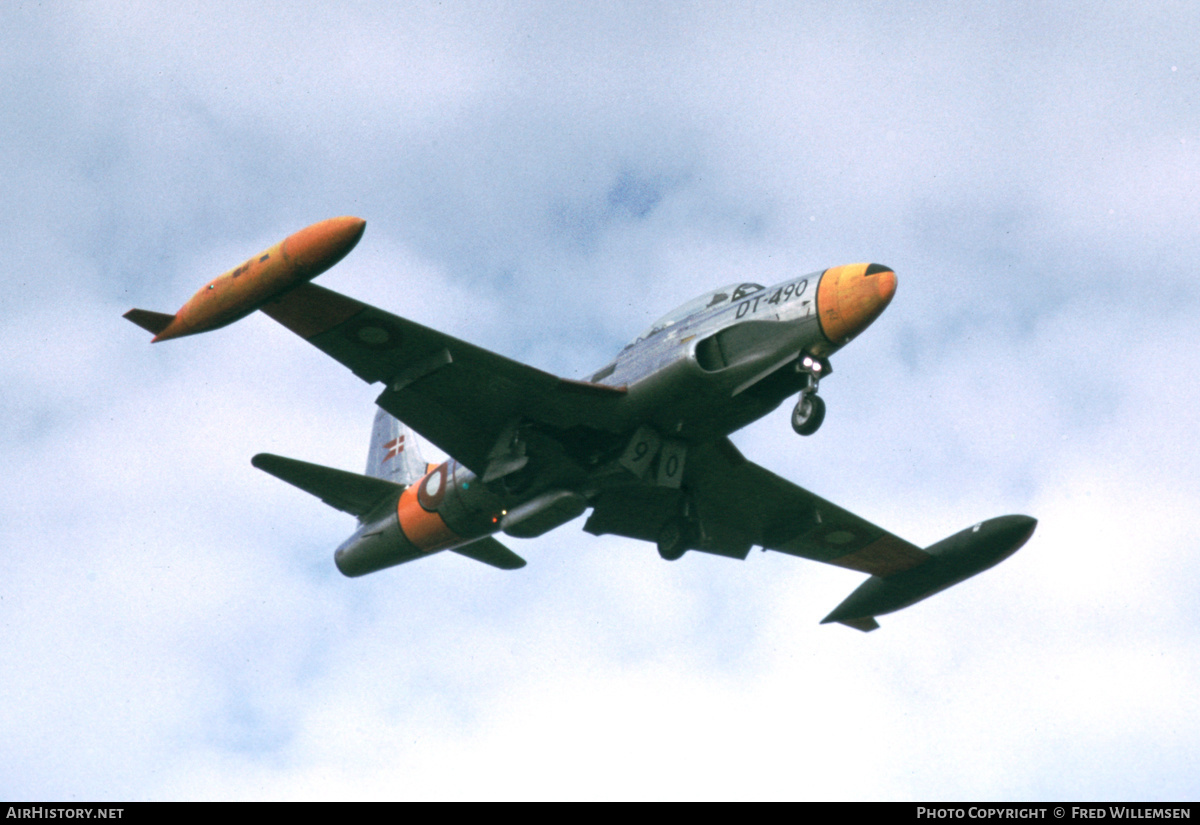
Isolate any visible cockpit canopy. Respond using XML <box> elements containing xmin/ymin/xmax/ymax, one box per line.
<box><xmin>632</xmin><ymin>282</ymin><xmax>765</xmax><ymax>344</ymax></box>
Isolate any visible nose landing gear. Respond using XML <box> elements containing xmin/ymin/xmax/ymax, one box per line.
<box><xmin>791</xmin><ymin>356</ymin><xmax>828</xmax><ymax>436</ymax></box>
<box><xmin>791</xmin><ymin>393</ymin><xmax>826</xmax><ymax>435</ymax></box>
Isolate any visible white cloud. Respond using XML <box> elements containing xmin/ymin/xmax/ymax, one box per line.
<box><xmin>2</xmin><ymin>0</ymin><xmax>1199</xmax><ymax>801</ymax></box>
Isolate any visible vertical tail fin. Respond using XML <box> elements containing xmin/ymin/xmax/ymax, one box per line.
<box><xmin>365</xmin><ymin>407</ymin><xmax>430</xmax><ymax>488</ymax></box>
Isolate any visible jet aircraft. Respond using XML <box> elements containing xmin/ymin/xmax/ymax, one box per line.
<box><xmin>125</xmin><ymin>217</ymin><xmax>1036</xmax><ymax>631</ymax></box>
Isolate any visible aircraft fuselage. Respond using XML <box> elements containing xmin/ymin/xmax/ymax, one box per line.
<box><xmin>334</xmin><ymin>263</ymin><xmax>898</xmax><ymax>575</ymax></box>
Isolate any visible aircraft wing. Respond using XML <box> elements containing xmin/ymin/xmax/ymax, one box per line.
<box><xmin>587</xmin><ymin>437</ymin><xmax>931</xmax><ymax>575</ymax></box>
<box><xmin>260</xmin><ymin>283</ymin><xmax>627</xmax><ymax>476</ymax></box>
<box><xmin>685</xmin><ymin>438</ymin><xmax>931</xmax><ymax>575</ymax></box>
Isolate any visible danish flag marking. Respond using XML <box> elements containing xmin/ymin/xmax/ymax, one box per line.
<box><xmin>383</xmin><ymin>435</ymin><xmax>405</xmax><ymax>461</ymax></box>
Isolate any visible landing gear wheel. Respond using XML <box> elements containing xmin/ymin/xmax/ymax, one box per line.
<box><xmin>791</xmin><ymin>394</ymin><xmax>826</xmax><ymax>436</ymax></box>
<box><xmin>656</xmin><ymin>520</ymin><xmax>690</xmax><ymax>561</ymax></box>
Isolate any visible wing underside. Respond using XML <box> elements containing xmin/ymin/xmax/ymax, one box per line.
<box><xmin>587</xmin><ymin>437</ymin><xmax>931</xmax><ymax>577</ymax></box>
<box><xmin>257</xmin><ymin>285</ymin><xmax>928</xmax><ymax>582</ymax></box>
<box><xmin>259</xmin><ymin>283</ymin><xmax>627</xmax><ymax>476</ymax></box>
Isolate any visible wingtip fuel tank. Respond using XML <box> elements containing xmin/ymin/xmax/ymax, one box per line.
<box><xmin>123</xmin><ymin>216</ymin><xmax>366</xmax><ymax>342</ymax></box>
<box><xmin>821</xmin><ymin>515</ymin><xmax>1037</xmax><ymax>631</ymax></box>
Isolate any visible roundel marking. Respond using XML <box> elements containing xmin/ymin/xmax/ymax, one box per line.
<box><xmin>424</xmin><ymin>469</ymin><xmax>442</xmax><ymax>498</ymax></box>
<box><xmin>344</xmin><ymin>318</ymin><xmax>402</xmax><ymax>350</ymax></box>
<box><xmin>356</xmin><ymin>325</ymin><xmax>390</xmax><ymax>345</ymax></box>
<box><xmin>417</xmin><ymin>462</ymin><xmax>449</xmax><ymax>511</ymax></box>
<box><xmin>397</xmin><ymin>478</ymin><xmax>460</xmax><ymax>552</ymax></box>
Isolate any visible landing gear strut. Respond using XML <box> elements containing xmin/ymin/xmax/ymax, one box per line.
<box><xmin>791</xmin><ymin>356</ymin><xmax>828</xmax><ymax>436</ymax></box>
<box><xmin>657</xmin><ymin>498</ymin><xmax>698</xmax><ymax>561</ymax></box>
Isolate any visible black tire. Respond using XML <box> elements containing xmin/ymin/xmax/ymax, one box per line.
<box><xmin>791</xmin><ymin>394</ymin><xmax>826</xmax><ymax>436</ymax></box>
<box><xmin>656</xmin><ymin>520</ymin><xmax>689</xmax><ymax>561</ymax></box>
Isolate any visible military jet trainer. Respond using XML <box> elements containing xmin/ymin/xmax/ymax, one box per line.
<box><xmin>125</xmin><ymin>217</ymin><xmax>1036</xmax><ymax>632</ymax></box>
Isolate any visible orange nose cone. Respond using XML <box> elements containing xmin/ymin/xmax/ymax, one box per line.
<box><xmin>874</xmin><ymin>266</ymin><xmax>896</xmax><ymax>303</ymax></box>
<box><xmin>816</xmin><ymin>263</ymin><xmax>896</xmax><ymax>347</ymax></box>
<box><xmin>283</xmin><ymin>216</ymin><xmax>367</xmax><ymax>275</ymax></box>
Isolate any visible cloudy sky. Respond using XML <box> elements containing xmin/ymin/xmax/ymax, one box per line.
<box><xmin>3</xmin><ymin>0</ymin><xmax>1198</xmax><ymax>801</ymax></box>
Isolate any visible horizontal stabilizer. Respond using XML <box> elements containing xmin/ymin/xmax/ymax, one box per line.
<box><xmin>252</xmin><ymin>453</ymin><xmax>402</xmax><ymax>518</ymax></box>
<box><xmin>451</xmin><ymin>536</ymin><xmax>526</xmax><ymax>570</ymax></box>
<box><xmin>123</xmin><ymin>309</ymin><xmax>175</xmax><ymax>335</ymax></box>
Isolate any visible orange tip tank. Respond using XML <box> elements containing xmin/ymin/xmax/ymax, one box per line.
<box><xmin>124</xmin><ymin>216</ymin><xmax>366</xmax><ymax>342</ymax></box>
